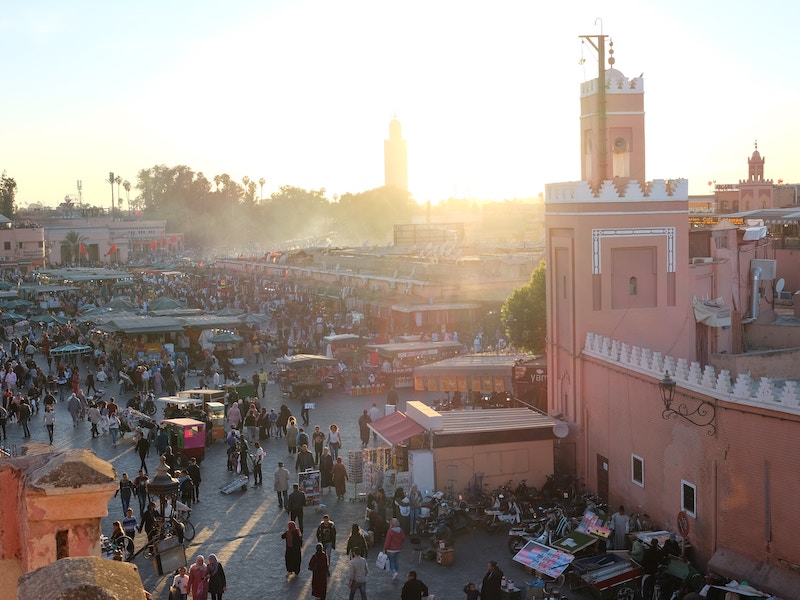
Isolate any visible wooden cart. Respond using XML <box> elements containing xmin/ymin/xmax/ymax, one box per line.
<box><xmin>569</xmin><ymin>552</ymin><xmax>642</xmax><ymax>600</ymax></box>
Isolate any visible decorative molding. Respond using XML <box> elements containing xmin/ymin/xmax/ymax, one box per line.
<box><xmin>583</xmin><ymin>332</ymin><xmax>800</xmax><ymax>416</ymax></box>
<box><xmin>591</xmin><ymin>227</ymin><xmax>676</xmax><ymax>274</ymax></box>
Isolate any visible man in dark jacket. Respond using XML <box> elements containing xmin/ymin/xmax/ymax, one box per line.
<box><xmin>481</xmin><ymin>560</ymin><xmax>505</xmax><ymax>600</ymax></box>
<box><xmin>295</xmin><ymin>444</ymin><xmax>315</xmax><ymax>472</ymax></box>
<box><xmin>400</xmin><ymin>571</ymin><xmax>429</xmax><ymax>600</ymax></box>
<box><xmin>287</xmin><ymin>483</ymin><xmax>306</xmax><ymax>533</ymax></box>
<box><xmin>135</xmin><ymin>432</ymin><xmax>150</xmax><ymax>473</ymax></box>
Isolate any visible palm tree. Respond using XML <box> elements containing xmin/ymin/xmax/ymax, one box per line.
<box><xmin>122</xmin><ymin>180</ymin><xmax>131</xmax><ymax>214</ymax></box>
<box><xmin>259</xmin><ymin>177</ymin><xmax>265</xmax><ymax>202</ymax></box>
<box><xmin>114</xmin><ymin>175</ymin><xmax>122</xmax><ymax>215</ymax></box>
<box><xmin>62</xmin><ymin>230</ymin><xmax>87</xmax><ymax>266</ymax></box>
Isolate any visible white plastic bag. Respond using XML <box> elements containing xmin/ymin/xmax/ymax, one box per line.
<box><xmin>375</xmin><ymin>551</ymin><xmax>388</xmax><ymax>570</ymax></box>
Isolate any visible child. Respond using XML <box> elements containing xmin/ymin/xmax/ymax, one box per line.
<box><xmin>171</xmin><ymin>565</ymin><xmax>189</xmax><ymax>600</ymax></box>
<box><xmin>463</xmin><ymin>582</ymin><xmax>480</xmax><ymax>600</ymax></box>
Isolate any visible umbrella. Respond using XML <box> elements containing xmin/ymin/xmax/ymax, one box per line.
<box><xmin>0</xmin><ymin>281</ymin><xmax>12</xmax><ymax>290</ymax></box>
<box><xmin>209</xmin><ymin>332</ymin><xmax>243</xmax><ymax>344</ymax></box>
<box><xmin>238</xmin><ymin>313</ymin><xmax>269</xmax><ymax>325</ymax></box>
<box><xmin>216</xmin><ymin>306</ymin><xmax>244</xmax><ymax>316</ymax></box>
<box><xmin>276</xmin><ymin>354</ymin><xmax>338</xmax><ymax>367</ymax></box>
<box><xmin>49</xmin><ymin>343</ymin><xmax>92</xmax><ymax>356</ymax></box>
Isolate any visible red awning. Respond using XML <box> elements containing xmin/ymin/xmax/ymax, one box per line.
<box><xmin>368</xmin><ymin>411</ymin><xmax>425</xmax><ymax>446</ymax></box>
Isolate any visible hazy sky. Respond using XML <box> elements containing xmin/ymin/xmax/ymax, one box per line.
<box><xmin>2</xmin><ymin>1</ymin><xmax>798</xmax><ymax>209</ymax></box>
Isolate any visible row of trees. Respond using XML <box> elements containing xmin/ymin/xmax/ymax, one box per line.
<box><xmin>134</xmin><ymin>165</ymin><xmax>417</xmax><ymax>249</ymax></box>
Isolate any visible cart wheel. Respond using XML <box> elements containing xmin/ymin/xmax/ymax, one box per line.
<box><xmin>614</xmin><ymin>584</ymin><xmax>640</xmax><ymax>600</ymax></box>
<box><xmin>508</xmin><ymin>536</ymin><xmax>527</xmax><ymax>555</ymax></box>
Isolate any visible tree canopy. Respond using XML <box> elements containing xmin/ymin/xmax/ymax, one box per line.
<box><xmin>0</xmin><ymin>171</ymin><xmax>17</xmax><ymax>219</ymax></box>
<box><xmin>501</xmin><ymin>259</ymin><xmax>546</xmax><ymax>353</ymax></box>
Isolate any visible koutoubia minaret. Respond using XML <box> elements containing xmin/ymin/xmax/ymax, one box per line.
<box><xmin>384</xmin><ymin>115</ymin><xmax>408</xmax><ymax>192</ymax></box>
<box><xmin>544</xmin><ymin>36</ymin><xmax>690</xmax><ymax>475</ymax></box>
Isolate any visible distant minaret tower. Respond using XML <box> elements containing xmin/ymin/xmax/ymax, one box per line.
<box><xmin>384</xmin><ymin>114</ymin><xmax>408</xmax><ymax>192</ymax></box>
<box><xmin>739</xmin><ymin>141</ymin><xmax>773</xmax><ymax>210</ymax></box>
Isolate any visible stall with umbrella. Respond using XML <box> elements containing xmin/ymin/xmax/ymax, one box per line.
<box><xmin>49</xmin><ymin>343</ymin><xmax>92</xmax><ymax>357</ymax></box>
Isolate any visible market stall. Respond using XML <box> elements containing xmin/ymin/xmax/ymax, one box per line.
<box><xmin>276</xmin><ymin>354</ymin><xmax>337</xmax><ymax>399</ymax></box>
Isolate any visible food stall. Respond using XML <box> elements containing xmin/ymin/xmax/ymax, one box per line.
<box><xmin>276</xmin><ymin>354</ymin><xmax>337</xmax><ymax>399</ymax></box>
<box><xmin>161</xmin><ymin>417</ymin><xmax>206</xmax><ymax>465</ymax></box>
<box><xmin>365</xmin><ymin>340</ymin><xmax>465</xmax><ymax>388</ymax></box>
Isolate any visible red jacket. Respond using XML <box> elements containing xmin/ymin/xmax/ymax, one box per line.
<box><xmin>384</xmin><ymin>526</ymin><xmax>405</xmax><ymax>552</ymax></box>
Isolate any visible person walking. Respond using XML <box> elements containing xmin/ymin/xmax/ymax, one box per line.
<box><xmin>43</xmin><ymin>404</ymin><xmax>55</xmax><ymax>444</ymax></box>
<box><xmin>327</xmin><ymin>423</ymin><xmax>341</xmax><ymax>460</ymax></box>
<box><xmin>108</xmin><ymin>412</ymin><xmax>121</xmax><ymax>447</ymax></box>
<box><xmin>133</xmin><ymin>470</ymin><xmax>149</xmax><ymax>516</ymax></box>
<box><xmin>480</xmin><ymin>560</ymin><xmax>504</xmax><ymax>600</ymax></box>
<box><xmin>296</xmin><ymin>443</ymin><xmax>315</xmax><ymax>472</ymax></box>
<box><xmin>368</xmin><ymin>403</ymin><xmax>381</xmax><ymax>442</ymax></box>
<box><xmin>282</xmin><ymin>521</ymin><xmax>303</xmax><ymax>576</ymax></box>
<box><xmin>187</xmin><ymin>554</ymin><xmax>209</xmax><ymax>600</ymax></box>
<box><xmin>287</xmin><ymin>483</ymin><xmax>306</xmax><ymax>533</ymax></box>
<box><xmin>274</xmin><ymin>461</ymin><xmax>290</xmax><ymax>509</ymax></box>
<box><xmin>252</xmin><ymin>441</ymin><xmax>264</xmax><ymax>485</ymax></box>
<box><xmin>309</xmin><ymin>543</ymin><xmax>330</xmax><ymax>599</ymax></box>
<box><xmin>333</xmin><ymin>456</ymin><xmax>349</xmax><ymax>500</ymax></box>
<box><xmin>312</xmin><ymin>425</ymin><xmax>326</xmax><ymax>465</ymax></box>
<box><xmin>346</xmin><ymin>523</ymin><xmax>369</xmax><ymax>559</ymax></box>
<box><xmin>122</xmin><ymin>507</ymin><xmax>138</xmax><ymax>547</ymax></box>
<box><xmin>87</xmin><ymin>402</ymin><xmax>102</xmax><ymax>438</ymax></box>
<box><xmin>136</xmin><ymin>431</ymin><xmax>150</xmax><ymax>473</ymax></box>
<box><xmin>0</xmin><ymin>403</ymin><xmax>7</xmax><ymax>441</ymax></box>
<box><xmin>67</xmin><ymin>393</ymin><xmax>82</xmax><ymax>427</ymax></box>
<box><xmin>286</xmin><ymin>417</ymin><xmax>299</xmax><ymax>455</ymax></box>
<box><xmin>347</xmin><ymin>546</ymin><xmax>369</xmax><ymax>600</ymax></box>
<box><xmin>320</xmin><ymin>447</ymin><xmax>334</xmax><ymax>491</ymax></box>
<box><xmin>358</xmin><ymin>410</ymin><xmax>371</xmax><ymax>448</ymax></box>
<box><xmin>400</xmin><ymin>571</ymin><xmax>428</xmax><ymax>599</ymax></box>
<box><xmin>316</xmin><ymin>514</ymin><xmax>337</xmax><ymax>558</ymax></box>
<box><xmin>187</xmin><ymin>457</ymin><xmax>202</xmax><ymax>501</ymax></box>
<box><xmin>114</xmin><ymin>472</ymin><xmax>135</xmax><ymax>515</ymax></box>
<box><xmin>206</xmin><ymin>553</ymin><xmax>227</xmax><ymax>600</ymax></box>
<box><xmin>18</xmin><ymin>398</ymin><xmax>31</xmax><ymax>438</ymax></box>
<box><xmin>384</xmin><ymin>517</ymin><xmax>406</xmax><ymax>582</ymax></box>
<box><xmin>171</xmin><ymin>565</ymin><xmax>189</xmax><ymax>600</ymax></box>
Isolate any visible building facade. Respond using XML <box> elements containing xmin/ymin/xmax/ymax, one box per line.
<box><xmin>544</xmin><ymin>46</ymin><xmax>800</xmax><ymax>597</ymax></box>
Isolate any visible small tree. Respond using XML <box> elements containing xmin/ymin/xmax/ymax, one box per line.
<box><xmin>501</xmin><ymin>259</ymin><xmax>547</xmax><ymax>353</ymax></box>
<box><xmin>0</xmin><ymin>171</ymin><xmax>17</xmax><ymax>218</ymax></box>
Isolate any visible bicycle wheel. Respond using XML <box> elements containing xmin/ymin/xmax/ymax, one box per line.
<box><xmin>181</xmin><ymin>519</ymin><xmax>196</xmax><ymax>541</ymax></box>
<box><xmin>118</xmin><ymin>535</ymin><xmax>135</xmax><ymax>561</ymax></box>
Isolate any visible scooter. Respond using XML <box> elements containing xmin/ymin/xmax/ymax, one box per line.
<box><xmin>142</xmin><ymin>393</ymin><xmax>156</xmax><ymax>416</ymax></box>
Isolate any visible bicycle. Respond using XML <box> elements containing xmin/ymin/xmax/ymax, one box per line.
<box><xmin>142</xmin><ymin>515</ymin><xmax>188</xmax><ymax>559</ymax></box>
<box><xmin>101</xmin><ymin>533</ymin><xmax>134</xmax><ymax>561</ymax></box>
<box><xmin>171</xmin><ymin>505</ymin><xmax>196</xmax><ymax>541</ymax></box>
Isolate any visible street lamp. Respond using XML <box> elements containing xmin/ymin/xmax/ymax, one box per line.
<box><xmin>658</xmin><ymin>371</ymin><xmax>716</xmax><ymax>435</ymax></box>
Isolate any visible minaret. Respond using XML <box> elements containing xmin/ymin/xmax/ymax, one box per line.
<box><xmin>739</xmin><ymin>141</ymin><xmax>773</xmax><ymax>210</ymax></box>
<box><xmin>579</xmin><ymin>38</ymin><xmax>646</xmax><ymax>189</ymax></box>
<box><xmin>384</xmin><ymin>115</ymin><xmax>408</xmax><ymax>192</ymax></box>
<box><xmin>545</xmin><ymin>36</ymin><xmax>690</xmax><ymax>440</ymax></box>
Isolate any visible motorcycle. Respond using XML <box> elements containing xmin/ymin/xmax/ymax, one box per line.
<box><xmin>142</xmin><ymin>393</ymin><xmax>156</xmax><ymax>416</ymax></box>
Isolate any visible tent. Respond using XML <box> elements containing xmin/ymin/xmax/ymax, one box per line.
<box><xmin>209</xmin><ymin>332</ymin><xmax>244</xmax><ymax>344</ymax></box>
<box><xmin>276</xmin><ymin>354</ymin><xmax>337</xmax><ymax>367</ymax></box>
<box><xmin>49</xmin><ymin>343</ymin><xmax>92</xmax><ymax>356</ymax></box>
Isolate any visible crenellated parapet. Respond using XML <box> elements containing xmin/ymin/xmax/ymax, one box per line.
<box><xmin>580</xmin><ymin>69</ymin><xmax>644</xmax><ymax>97</ymax></box>
<box><xmin>583</xmin><ymin>332</ymin><xmax>800</xmax><ymax>414</ymax></box>
<box><xmin>546</xmin><ymin>179</ymin><xmax>688</xmax><ymax>203</ymax></box>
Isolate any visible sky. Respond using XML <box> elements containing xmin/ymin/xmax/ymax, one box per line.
<box><xmin>2</xmin><ymin>0</ymin><xmax>799</xmax><ymax>209</ymax></box>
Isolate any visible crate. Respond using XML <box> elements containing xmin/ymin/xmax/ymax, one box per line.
<box><xmin>436</xmin><ymin>548</ymin><xmax>455</xmax><ymax>566</ymax></box>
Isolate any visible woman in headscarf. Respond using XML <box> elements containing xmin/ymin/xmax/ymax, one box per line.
<box><xmin>332</xmin><ymin>456</ymin><xmax>349</xmax><ymax>500</ymax></box>
<box><xmin>206</xmin><ymin>553</ymin><xmax>227</xmax><ymax>600</ymax></box>
<box><xmin>320</xmin><ymin>447</ymin><xmax>334</xmax><ymax>490</ymax></box>
<box><xmin>308</xmin><ymin>542</ymin><xmax>329</xmax><ymax>599</ymax></box>
<box><xmin>187</xmin><ymin>554</ymin><xmax>208</xmax><ymax>600</ymax></box>
<box><xmin>281</xmin><ymin>520</ymin><xmax>303</xmax><ymax>576</ymax></box>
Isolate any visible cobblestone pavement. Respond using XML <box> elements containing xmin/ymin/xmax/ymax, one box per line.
<box><xmin>12</xmin><ymin>355</ymin><xmax>593</xmax><ymax>600</ymax></box>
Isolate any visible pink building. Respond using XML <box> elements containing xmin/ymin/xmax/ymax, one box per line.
<box><xmin>545</xmin><ymin>41</ymin><xmax>800</xmax><ymax>597</ymax></box>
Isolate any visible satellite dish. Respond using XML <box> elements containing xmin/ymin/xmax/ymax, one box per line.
<box><xmin>553</xmin><ymin>422</ymin><xmax>570</xmax><ymax>439</ymax></box>
<box><xmin>613</xmin><ymin>137</ymin><xmax>628</xmax><ymax>152</ymax></box>
<box><xmin>776</xmin><ymin>278</ymin><xmax>785</xmax><ymax>295</ymax></box>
